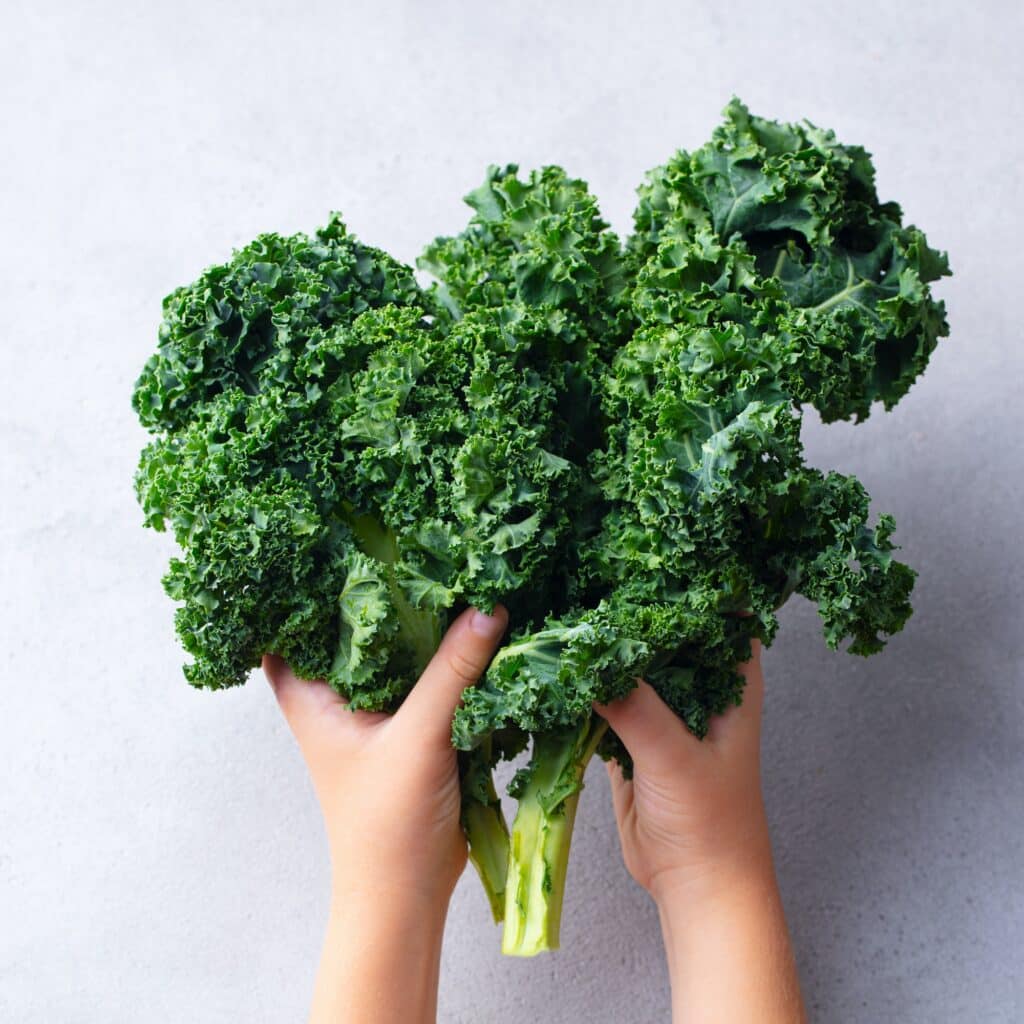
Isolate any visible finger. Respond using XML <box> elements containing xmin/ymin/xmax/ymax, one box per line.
<box><xmin>263</xmin><ymin>654</ymin><xmax>384</xmax><ymax>748</ymax></box>
<box><xmin>394</xmin><ymin>605</ymin><xmax>508</xmax><ymax>747</ymax></box>
<box><xmin>604</xmin><ymin>759</ymin><xmax>635</xmax><ymax>827</ymax></box>
<box><xmin>705</xmin><ymin>639</ymin><xmax>764</xmax><ymax>749</ymax></box>
<box><xmin>594</xmin><ymin>679</ymin><xmax>700</xmax><ymax>775</ymax></box>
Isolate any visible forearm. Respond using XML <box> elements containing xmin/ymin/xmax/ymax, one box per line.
<box><xmin>654</xmin><ymin>846</ymin><xmax>805</xmax><ymax>1024</ymax></box>
<box><xmin>310</xmin><ymin>886</ymin><xmax>448</xmax><ymax>1024</ymax></box>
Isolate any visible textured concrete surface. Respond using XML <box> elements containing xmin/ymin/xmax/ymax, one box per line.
<box><xmin>2</xmin><ymin>1</ymin><xmax>1022</xmax><ymax>1020</ymax></box>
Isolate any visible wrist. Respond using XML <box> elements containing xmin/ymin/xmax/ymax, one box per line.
<box><xmin>648</xmin><ymin>820</ymin><xmax>776</xmax><ymax>914</ymax></box>
<box><xmin>327</xmin><ymin>828</ymin><xmax>464</xmax><ymax>920</ymax></box>
<box><xmin>312</xmin><ymin>882</ymin><xmax>449</xmax><ymax>1024</ymax></box>
<box><xmin>330</xmin><ymin>876</ymin><xmax>452</xmax><ymax>931</ymax></box>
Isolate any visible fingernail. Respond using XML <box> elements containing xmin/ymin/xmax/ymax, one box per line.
<box><xmin>470</xmin><ymin>608</ymin><xmax>504</xmax><ymax>637</ymax></box>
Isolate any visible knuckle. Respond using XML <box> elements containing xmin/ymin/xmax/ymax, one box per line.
<box><xmin>445</xmin><ymin>644</ymin><xmax>483</xmax><ymax>685</ymax></box>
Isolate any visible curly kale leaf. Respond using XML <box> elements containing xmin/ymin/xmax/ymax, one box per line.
<box><xmin>453</xmin><ymin>100</ymin><xmax>947</xmax><ymax>755</ymax></box>
<box><xmin>420</xmin><ymin>163</ymin><xmax>629</xmax><ymax>332</ymax></box>
<box><xmin>134</xmin><ymin>220</ymin><xmax>589</xmax><ymax>704</ymax></box>
<box><xmin>132</xmin><ymin>216</ymin><xmax>424</xmax><ymax>433</ymax></box>
<box><xmin>632</xmin><ymin>97</ymin><xmax>951</xmax><ymax>422</ymax></box>
<box><xmin>452</xmin><ymin>594</ymin><xmax>756</xmax><ymax>751</ymax></box>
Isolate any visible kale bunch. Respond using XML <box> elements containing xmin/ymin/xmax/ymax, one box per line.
<box><xmin>133</xmin><ymin>185</ymin><xmax>623</xmax><ymax>917</ymax></box>
<box><xmin>133</xmin><ymin>100</ymin><xmax>950</xmax><ymax>956</ymax></box>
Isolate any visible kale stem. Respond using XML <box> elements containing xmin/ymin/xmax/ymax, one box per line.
<box><xmin>460</xmin><ymin>745</ymin><xmax>510</xmax><ymax>924</ymax></box>
<box><xmin>502</xmin><ymin>714</ymin><xmax>608</xmax><ymax>956</ymax></box>
<box><xmin>347</xmin><ymin>511</ymin><xmax>440</xmax><ymax>672</ymax></box>
<box><xmin>771</xmin><ymin>246</ymin><xmax>788</xmax><ymax>279</ymax></box>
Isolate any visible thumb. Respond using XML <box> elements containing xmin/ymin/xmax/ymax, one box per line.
<box><xmin>395</xmin><ymin>605</ymin><xmax>509</xmax><ymax>747</ymax></box>
<box><xmin>594</xmin><ymin>679</ymin><xmax>700</xmax><ymax>775</ymax></box>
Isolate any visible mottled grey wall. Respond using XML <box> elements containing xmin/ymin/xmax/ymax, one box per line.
<box><xmin>2</xmin><ymin>1</ymin><xmax>1021</xmax><ymax>1020</ymax></box>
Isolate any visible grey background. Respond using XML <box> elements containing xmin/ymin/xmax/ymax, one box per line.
<box><xmin>2</xmin><ymin>1</ymin><xmax>1021</xmax><ymax>1020</ymax></box>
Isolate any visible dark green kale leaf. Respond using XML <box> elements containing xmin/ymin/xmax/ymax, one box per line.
<box><xmin>133</xmin><ymin>219</ymin><xmax>589</xmax><ymax>706</ymax></box>
<box><xmin>132</xmin><ymin>216</ymin><xmax>424</xmax><ymax>433</ymax></box>
<box><xmin>420</xmin><ymin>163</ymin><xmax>630</xmax><ymax>341</ymax></box>
<box><xmin>631</xmin><ymin>98</ymin><xmax>951</xmax><ymax>422</ymax></box>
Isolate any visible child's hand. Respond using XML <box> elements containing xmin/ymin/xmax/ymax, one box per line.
<box><xmin>596</xmin><ymin>644</ymin><xmax>806</xmax><ymax>1023</ymax></box>
<box><xmin>594</xmin><ymin>642</ymin><xmax>770</xmax><ymax>903</ymax></box>
<box><xmin>264</xmin><ymin>605</ymin><xmax>508</xmax><ymax>1024</ymax></box>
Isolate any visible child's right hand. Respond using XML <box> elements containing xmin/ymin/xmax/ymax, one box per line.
<box><xmin>594</xmin><ymin>642</ymin><xmax>772</xmax><ymax>903</ymax></box>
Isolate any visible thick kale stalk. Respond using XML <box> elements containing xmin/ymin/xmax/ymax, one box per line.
<box><xmin>502</xmin><ymin>716</ymin><xmax>608</xmax><ymax>955</ymax></box>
